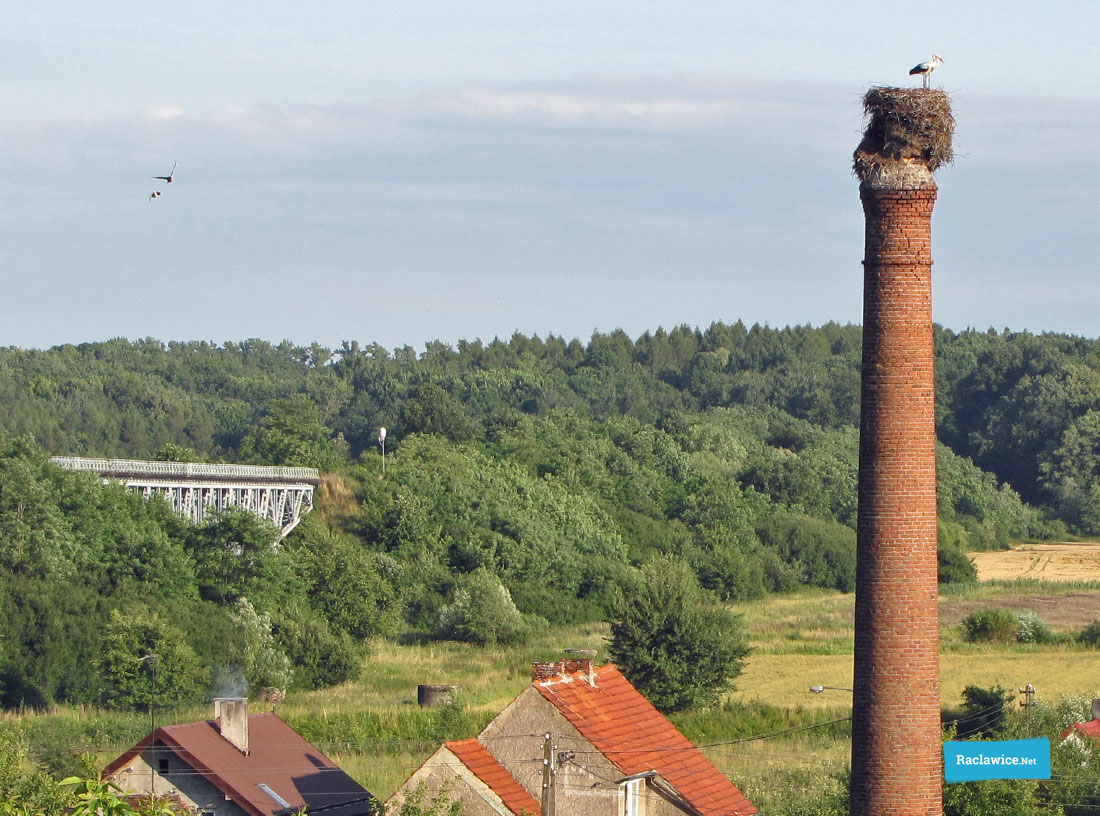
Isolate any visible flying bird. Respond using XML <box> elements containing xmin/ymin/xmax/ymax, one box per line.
<box><xmin>152</xmin><ymin>162</ymin><xmax>177</xmax><ymax>183</ymax></box>
<box><xmin>909</xmin><ymin>54</ymin><xmax>943</xmax><ymax>89</ymax></box>
<box><xmin>149</xmin><ymin>191</ymin><xmax>161</xmax><ymax>200</ymax></box>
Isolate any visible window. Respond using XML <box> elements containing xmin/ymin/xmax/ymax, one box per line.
<box><xmin>158</xmin><ymin>758</ymin><xmax>170</xmax><ymax>774</ymax></box>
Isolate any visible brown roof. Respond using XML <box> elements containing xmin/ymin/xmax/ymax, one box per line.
<box><xmin>534</xmin><ymin>664</ymin><xmax>757</xmax><ymax>816</ymax></box>
<box><xmin>444</xmin><ymin>739</ymin><xmax>541</xmax><ymax>815</ymax></box>
<box><xmin>103</xmin><ymin>712</ymin><xmax>373</xmax><ymax>816</ymax></box>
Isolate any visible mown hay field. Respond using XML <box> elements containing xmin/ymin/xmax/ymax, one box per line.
<box><xmin>970</xmin><ymin>541</ymin><xmax>1100</xmax><ymax>582</ymax></box>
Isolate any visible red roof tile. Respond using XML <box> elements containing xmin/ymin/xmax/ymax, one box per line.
<box><xmin>104</xmin><ymin>712</ymin><xmax>373</xmax><ymax>816</ymax></box>
<box><xmin>534</xmin><ymin>665</ymin><xmax>757</xmax><ymax>816</ymax></box>
<box><xmin>445</xmin><ymin>739</ymin><xmax>541</xmax><ymax>815</ymax></box>
<box><xmin>1062</xmin><ymin>719</ymin><xmax>1100</xmax><ymax>742</ymax></box>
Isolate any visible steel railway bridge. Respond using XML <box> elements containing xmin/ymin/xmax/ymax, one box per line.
<box><xmin>50</xmin><ymin>457</ymin><xmax>321</xmax><ymax>536</ymax></box>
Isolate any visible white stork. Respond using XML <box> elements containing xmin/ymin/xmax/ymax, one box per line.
<box><xmin>909</xmin><ymin>54</ymin><xmax>943</xmax><ymax>89</ymax></box>
<box><xmin>152</xmin><ymin>161</ymin><xmax>177</xmax><ymax>183</ymax></box>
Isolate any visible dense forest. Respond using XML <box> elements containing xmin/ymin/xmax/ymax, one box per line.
<box><xmin>2</xmin><ymin>321</ymin><xmax>1098</xmax><ymax>711</ymax></box>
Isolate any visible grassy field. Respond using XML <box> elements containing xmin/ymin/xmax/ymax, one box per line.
<box><xmin>12</xmin><ymin>544</ymin><xmax>1100</xmax><ymax>806</ymax></box>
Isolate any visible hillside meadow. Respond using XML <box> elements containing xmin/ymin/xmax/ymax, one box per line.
<box><xmin>10</xmin><ymin>547</ymin><xmax>1100</xmax><ymax>807</ymax></box>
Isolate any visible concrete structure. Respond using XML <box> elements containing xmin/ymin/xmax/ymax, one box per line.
<box><xmin>389</xmin><ymin>660</ymin><xmax>756</xmax><ymax>816</ymax></box>
<box><xmin>850</xmin><ymin>88</ymin><xmax>953</xmax><ymax>816</ymax></box>
<box><xmin>50</xmin><ymin>456</ymin><xmax>320</xmax><ymax>536</ymax></box>
<box><xmin>104</xmin><ymin>698</ymin><xmax>374</xmax><ymax>816</ymax></box>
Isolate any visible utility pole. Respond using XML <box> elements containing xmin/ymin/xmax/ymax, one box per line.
<box><xmin>1020</xmin><ymin>683</ymin><xmax>1036</xmax><ymax>736</ymax></box>
<box><xmin>139</xmin><ymin>654</ymin><xmax>158</xmax><ymax>797</ymax></box>
<box><xmin>378</xmin><ymin>427</ymin><xmax>387</xmax><ymax>478</ymax></box>
<box><xmin>540</xmin><ymin>732</ymin><xmax>556</xmax><ymax>816</ymax></box>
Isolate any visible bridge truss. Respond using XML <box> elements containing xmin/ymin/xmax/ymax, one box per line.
<box><xmin>50</xmin><ymin>457</ymin><xmax>322</xmax><ymax>537</ymax></box>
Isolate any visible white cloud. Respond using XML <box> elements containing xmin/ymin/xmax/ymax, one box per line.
<box><xmin>143</xmin><ymin>105</ymin><xmax>186</xmax><ymax>122</ymax></box>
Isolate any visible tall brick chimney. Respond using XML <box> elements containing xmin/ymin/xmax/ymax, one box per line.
<box><xmin>851</xmin><ymin>87</ymin><xmax>953</xmax><ymax>816</ymax></box>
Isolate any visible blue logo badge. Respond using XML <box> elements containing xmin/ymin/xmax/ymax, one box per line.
<box><xmin>945</xmin><ymin>738</ymin><xmax>1051</xmax><ymax>782</ymax></box>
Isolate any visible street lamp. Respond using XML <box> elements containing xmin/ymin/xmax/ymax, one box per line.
<box><xmin>809</xmin><ymin>685</ymin><xmax>854</xmax><ymax>694</ymax></box>
<box><xmin>378</xmin><ymin>427</ymin><xmax>387</xmax><ymax>478</ymax></box>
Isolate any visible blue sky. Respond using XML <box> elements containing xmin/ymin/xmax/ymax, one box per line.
<box><xmin>3</xmin><ymin>1</ymin><xmax>1099</xmax><ymax>351</ymax></box>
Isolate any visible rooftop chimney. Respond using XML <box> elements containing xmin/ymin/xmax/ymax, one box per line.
<box><xmin>214</xmin><ymin>697</ymin><xmax>249</xmax><ymax>754</ymax></box>
<box><xmin>532</xmin><ymin>659</ymin><xmax>595</xmax><ymax>685</ymax></box>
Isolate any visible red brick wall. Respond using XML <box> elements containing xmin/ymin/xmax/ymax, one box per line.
<box><xmin>851</xmin><ymin>183</ymin><xmax>943</xmax><ymax>816</ymax></box>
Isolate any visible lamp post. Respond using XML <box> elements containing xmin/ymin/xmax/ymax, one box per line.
<box><xmin>378</xmin><ymin>427</ymin><xmax>387</xmax><ymax>478</ymax></box>
<box><xmin>809</xmin><ymin>685</ymin><xmax>854</xmax><ymax>694</ymax></box>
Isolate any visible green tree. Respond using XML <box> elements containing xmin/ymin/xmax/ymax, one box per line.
<box><xmin>292</xmin><ymin>521</ymin><xmax>404</xmax><ymax>640</ymax></box>
<box><xmin>239</xmin><ymin>394</ymin><xmax>346</xmax><ymax>469</ymax></box>
<box><xmin>400</xmin><ymin>383</ymin><xmax>477</xmax><ymax>442</ymax></box>
<box><xmin>185</xmin><ymin>509</ymin><xmax>287</xmax><ymax>606</ymax></box>
<box><xmin>608</xmin><ymin>555</ymin><xmax>749</xmax><ymax>712</ymax></box>
<box><xmin>96</xmin><ymin>607</ymin><xmax>209</xmax><ymax>710</ymax></box>
<box><xmin>954</xmin><ymin>685</ymin><xmax>1009</xmax><ymax>739</ymax></box>
<box><xmin>226</xmin><ymin>598</ymin><xmax>292</xmax><ymax>696</ymax></box>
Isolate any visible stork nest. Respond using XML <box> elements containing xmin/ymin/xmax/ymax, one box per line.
<box><xmin>853</xmin><ymin>87</ymin><xmax>954</xmax><ymax>179</ymax></box>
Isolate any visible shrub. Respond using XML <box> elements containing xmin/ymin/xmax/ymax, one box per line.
<box><xmin>435</xmin><ymin>570</ymin><xmax>529</xmax><ymax>646</ymax></box>
<box><xmin>273</xmin><ymin>614</ymin><xmax>360</xmax><ymax>690</ymax></box>
<box><xmin>955</xmin><ymin>685</ymin><xmax>1009</xmax><ymax>738</ymax></box>
<box><xmin>960</xmin><ymin>609</ymin><xmax>1020</xmax><ymax>644</ymax></box>
<box><xmin>942</xmin><ymin>777</ymin><xmax>1048</xmax><ymax>816</ymax></box>
<box><xmin>960</xmin><ymin>609</ymin><xmax>1054</xmax><ymax>644</ymax></box>
<box><xmin>1014</xmin><ymin>611</ymin><xmax>1055</xmax><ymax>644</ymax></box>
<box><xmin>1078</xmin><ymin>620</ymin><xmax>1100</xmax><ymax>647</ymax></box>
<box><xmin>938</xmin><ymin>542</ymin><xmax>978</xmax><ymax>585</ymax></box>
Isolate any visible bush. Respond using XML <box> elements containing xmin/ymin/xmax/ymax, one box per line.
<box><xmin>955</xmin><ymin>685</ymin><xmax>1009</xmax><ymax>738</ymax></box>
<box><xmin>960</xmin><ymin>609</ymin><xmax>1021</xmax><ymax>644</ymax></box>
<box><xmin>943</xmin><ymin>777</ymin><xmax>1048</xmax><ymax>816</ymax></box>
<box><xmin>960</xmin><ymin>609</ymin><xmax>1054</xmax><ymax>644</ymax></box>
<box><xmin>609</xmin><ymin>555</ymin><xmax>749</xmax><ymax>712</ymax></box>
<box><xmin>273</xmin><ymin>613</ymin><xmax>360</xmax><ymax>690</ymax></box>
<box><xmin>938</xmin><ymin>542</ymin><xmax>978</xmax><ymax>585</ymax></box>
<box><xmin>1014</xmin><ymin>611</ymin><xmax>1055</xmax><ymax>644</ymax></box>
<box><xmin>435</xmin><ymin>570</ymin><xmax>529</xmax><ymax>646</ymax></box>
<box><xmin>1078</xmin><ymin>620</ymin><xmax>1100</xmax><ymax>647</ymax></box>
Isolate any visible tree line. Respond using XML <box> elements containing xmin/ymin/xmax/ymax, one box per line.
<box><xmin>0</xmin><ymin>322</ymin><xmax>1093</xmax><ymax>712</ymax></box>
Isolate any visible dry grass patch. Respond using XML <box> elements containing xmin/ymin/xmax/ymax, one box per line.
<box><xmin>730</xmin><ymin>653</ymin><xmax>854</xmax><ymax>708</ymax></box>
<box><xmin>733</xmin><ymin>590</ymin><xmax>854</xmax><ymax>655</ymax></box>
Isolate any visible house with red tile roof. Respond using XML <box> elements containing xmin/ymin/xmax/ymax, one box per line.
<box><xmin>103</xmin><ymin>698</ymin><xmax>375</xmax><ymax>816</ymax></box>
<box><xmin>388</xmin><ymin>660</ymin><xmax>757</xmax><ymax>816</ymax></box>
